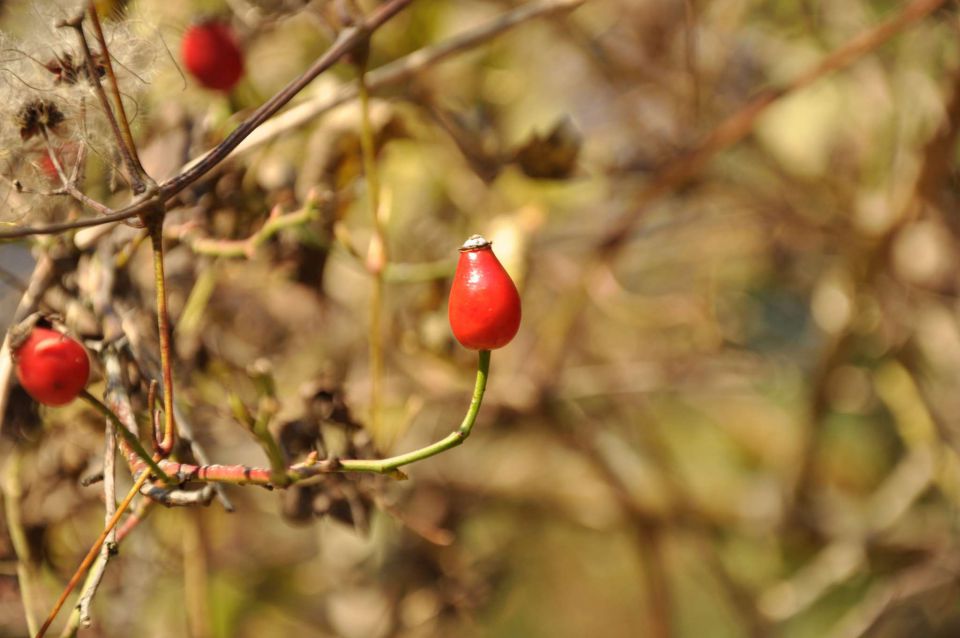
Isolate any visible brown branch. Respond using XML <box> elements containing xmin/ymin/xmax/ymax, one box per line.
<box><xmin>57</xmin><ymin>14</ymin><xmax>148</xmax><ymax>195</ymax></box>
<box><xmin>532</xmin><ymin>0</ymin><xmax>948</xmax><ymax>394</ymax></box>
<box><xmin>59</xmin><ymin>407</ymin><xmax>119</xmax><ymax>635</ymax></box>
<box><xmin>0</xmin><ymin>204</ymin><xmax>147</xmax><ymax>239</ymax></box>
<box><xmin>86</xmin><ymin>1</ymin><xmax>145</xmax><ymax>177</ymax></box>
<box><xmin>159</xmin><ymin>0</ymin><xmax>413</xmax><ymax>201</ymax></box>
<box><xmin>101</xmin><ymin>348</ymin><xmax>216</xmax><ymax>506</ymax></box>
<box><xmin>0</xmin><ymin>0</ymin><xmax>413</xmax><ymax>241</ymax></box>
<box><xmin>231</xmin><ymin>0</ymin><xmax>587</xmax><ymax>156</ymax></box>
<box><xmin>597</xmin><ymin>0</ymin><xmax>948</xmax><ymax>255</ymax></box>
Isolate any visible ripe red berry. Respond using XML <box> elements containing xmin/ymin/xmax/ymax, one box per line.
<box><xmin>13</xmin><ymin>327</ymin><xmax>90</xmax><ymax>406</ymax></box>
<box><xmin>448</xmin><ymin>235</ymin><xmax>522</xmax><ymax>350</ymax></box>
<box><xmin>180</xmin><ymin>20</ymin><xmax>244</xmax><ymax>92</ymax></box>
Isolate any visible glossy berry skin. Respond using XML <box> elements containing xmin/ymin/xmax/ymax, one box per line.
<box><xmin>448</xmin><ymin>235</ymin><xmax>521</xmax><ymax>350</ymax></box>
<box><xmin>14</xmin><ymin>327</ymin><xmax>90</xmax><ymax>406</ymax></box>
<box><xmin>181</xmin><ymin>21</ymin><xmax>244</xmax><ymax>92</ymax></box>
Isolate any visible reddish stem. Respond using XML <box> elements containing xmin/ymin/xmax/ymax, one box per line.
<box><xmin>147</xmin><ymin>214</ymin><xmax>177</xmax><ymax>456</ymax></box>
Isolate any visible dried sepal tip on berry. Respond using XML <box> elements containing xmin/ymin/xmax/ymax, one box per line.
<box><xmin>448</xmin><ymin>234</ymin><xmax>522</xmax><ymax>351</ymax></box>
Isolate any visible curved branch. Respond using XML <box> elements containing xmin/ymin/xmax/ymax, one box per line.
<box><xmin>0</xmin><ymin>0</ymin><xmax>413</xmax><ymax>241</ymax></box>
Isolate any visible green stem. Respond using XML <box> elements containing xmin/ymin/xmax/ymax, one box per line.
<box><xmin>340</xmin><ymin>349</ymin><xmax>490</xmax><ymax>474</ymax></box>
<box><xmin>253</xmin><ymin>399</ymin><xmax>289</xmax><ymax>487</ymax></box>
<box><xmin>147</xmin><ymin>215</ymin><xmax>177</xmax><ymax>456</ymax></box>
<box><xmin>188</xmin><ymin>196</ymin><xmax>321</xmax><ymax>258</ymax></box>
<box><xmin>79</xmin><ymin>390</ymin><xmax>175</xmax><ymax>485</ymax></box>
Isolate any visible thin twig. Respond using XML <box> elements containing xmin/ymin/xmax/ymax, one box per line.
<box><xmin>145</xmin><ymin>212</ymin><xmax>178</xmax><ymax>457</ymax></box>
<box><xmin>170</xmin><ymin>401</ymin><xmax>231</xmax><ymax>510</ymax></box>
<box><xmin>230</xmin><ymin>0</ymin><xmax>587</xmax><ymax>157</ymax></box>
<box><xmin>173</xmin><ymin>193</ymin><xmax>324</xmax><ymax>259</ymax></box>
<box><xmin>86</xmin><ymin>1</ymin><xmax>145</xmax><ymax>177</ymax></box>
<box><xmin>598</xmin><ymin>0</ymin><xmax>947</xmax><ymax>254</ymax></box>
<box><xmin>357</xmin><ymin>52</ymin><xmax>387</xmax><ymax>439</ymax></box>
<box><xmin>57</xmin><ymin>13</ymin><xmax>147</xmax><ymax>195</ymax></box>
<box><xmin>100</xmin><ymin>349</ymin><xmax>492</xmax><ymax>487</ymax></box>
<box><xmin>159</xmin><ymin>0</ymin><xmax>413</xmax><ymax>201</ymax></box>
<box><xmin>35</xmin><ymin>470</ymin><xmax>152</xmax><ymax>638</ymax></box>
<box><xmin>338</xmin><ymin>349</ymin><xmax>490</xmax><ymax>474</ymax></box>
<box><xmin>59</xmin><ymin>403</ymin><xmax>119</xmax><ymax>635</ymax></box>
<box><xmin>0</xmin><ymin>204</ymin><xmax>147</xmax><ymax>240</ymax></box>
<box><xmin>116</xmin><ymin>498</ymin><xmax>155</xmax><ymax>542</ymax></box>
<box><xmin>2</xmin><ymin>451</ymin><xmax>39</xmax><ymax>636</ymax></box>
<box><xmin>79</xmin><ymin>390</ymin><xmax>175</xmax><ymax>485</ymax></box>
<box><xmin>534</xmin><ymin>0</ymin><xmax>948</xmax><ymax>390</ymax></box>
<box><xmin>40</xmin><ymin>129</ymin><xmax>114</xmax><ymax>216</ymax></box>
<box><xmin>104</xmin><ymin>342</ymin><xmax>225</xmax><ymax>509</ymax></box>
<box><xmin>0</xmin><ymin>0</ymin><xmax>413</xmax><ymax>240</ymax></box>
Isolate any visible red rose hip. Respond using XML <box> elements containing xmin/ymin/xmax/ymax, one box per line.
<box><xmin>180</xmin><ymin>20</ymin><xmax>244</xmax><ymax>92</ymax></box>
<box><xmin>13</xmin><ymin>327</ymin><xmax>90</xmax><ymax>406</ymax></box>
<box><xmin>448</xmin><ymin>235</ymin><xmax>521</xmax><ymax>350</ymax></box>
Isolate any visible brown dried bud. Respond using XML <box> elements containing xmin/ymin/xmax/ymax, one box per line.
<box><xmin>16</xmin><ymin>99</ymin><xmax>66</xmax><ymax>141</ymax></box>
<box><xmin>43</xmin><ymin>50</ymin><xmax>107</xmax><ymax>86</ymax></box>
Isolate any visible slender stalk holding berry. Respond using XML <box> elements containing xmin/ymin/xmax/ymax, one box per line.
<box><xmin>143</xmin><ymin>234</ymin><xmax>515</xmax><ymax>483</ymax></box>
<box><xmin>152</xmin><ymin>350</ymin><xmax>489</xmax><ymax>483</ymax></box>
<box><xmin>79</xmin><ymin>390</ymin><xmax>174</xmax><ymax>485</ymax></box>
<box><xmin>341</xmin><ymin>235</ymin><xmax>519</xmax><ymax>473</ymax></box>
<box><xmin>339</xmin><ymin>349</ymin><xmax>490</xmax><ymax>474</ymax></box>
<box><xmin>35</xmin><ymin>470</ymin><xmax>152</xmax><ymax>638</ymax></box>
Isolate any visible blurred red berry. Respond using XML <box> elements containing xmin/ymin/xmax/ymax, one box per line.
<box><xmin>38</xmin><ymin>143</ymin><xmax>77</xmax><ymax>184</ymax></box>
<box><xmin>14</xmin><ymin>327</ymin><xmax>90</xmax><ymax>406</ymax></box>
<box><xmin>181</xmin><ymin>20</ymin><xmax>244</xmax><ymax>92</ymax></box>
<box><xmin>448</xmin><ymin>235</ymin><xmax>521</xmax><ymax>351</ymax></box>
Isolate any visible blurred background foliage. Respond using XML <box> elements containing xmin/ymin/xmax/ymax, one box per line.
<box><xmin>2</xmin><ymin>0</ymin><xmax>960</xmax><ymax>637</ymax></box>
